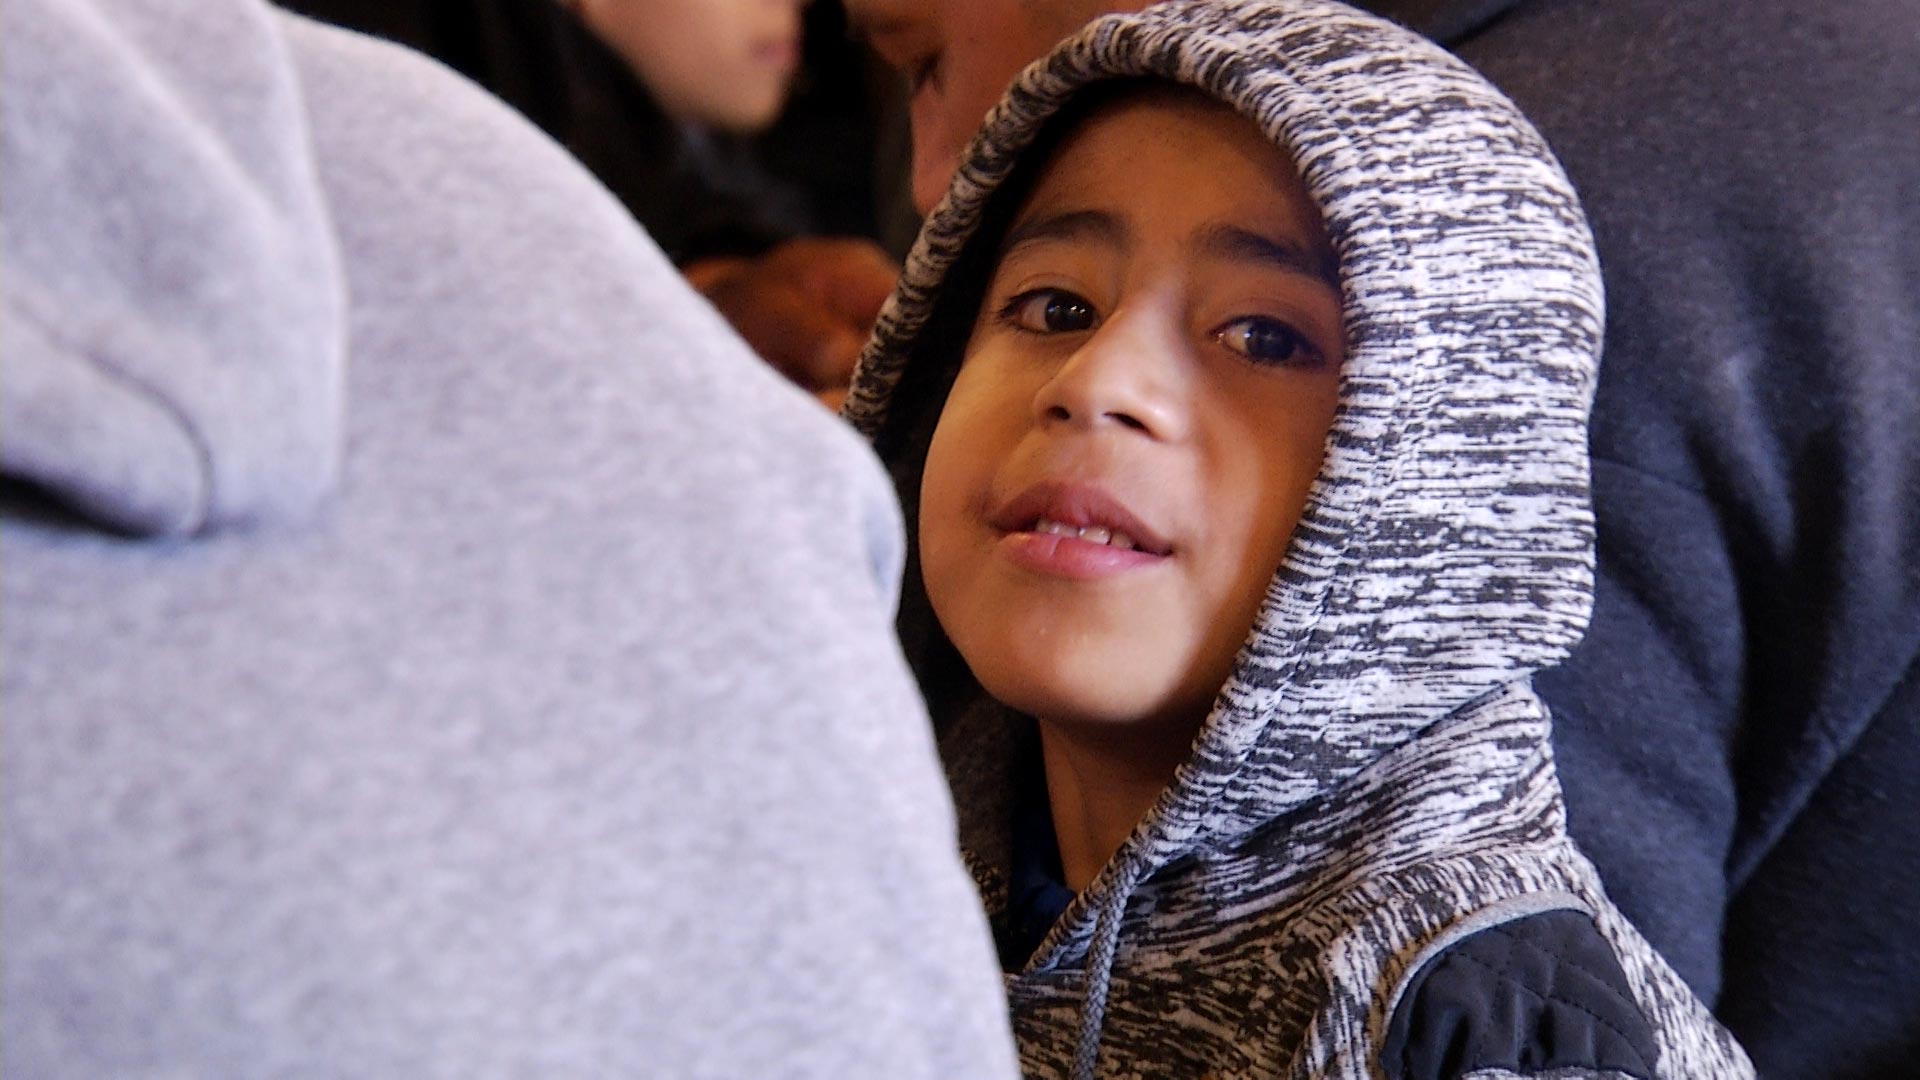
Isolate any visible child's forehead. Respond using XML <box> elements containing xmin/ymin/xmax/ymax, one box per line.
<box><xmin>1039</xmin><ymin>84</ymin><xmax>1276</xmax><ymax>175</ymax></box>
<box><xmin>998</xmin><ymin>83</ymin><xmax>1333</xmax><ymax>269</ymax></box>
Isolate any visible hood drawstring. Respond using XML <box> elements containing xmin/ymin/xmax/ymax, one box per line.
<box><xmin>1071</xmin><ymin>860</ymin><xmax>1145</xmax><ymax>1080</ymax></box>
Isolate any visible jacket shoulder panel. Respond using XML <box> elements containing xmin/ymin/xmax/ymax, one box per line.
<box><xmin>1382</xmin><ymin>909</ymin><xmax>1657</xmax><ymax>1080</ymax></box>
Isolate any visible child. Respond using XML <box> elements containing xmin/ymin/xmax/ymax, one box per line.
<box><xmin>845</xmin><ymin>1</ymin><xmax>1755</xmax><ymax>1077</ymax></box>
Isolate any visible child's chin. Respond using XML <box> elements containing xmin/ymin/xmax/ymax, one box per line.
<box><xmin>985</xmin><ymin>672</ymin><xmax>1203</xmax><ymax>737</ymax></box>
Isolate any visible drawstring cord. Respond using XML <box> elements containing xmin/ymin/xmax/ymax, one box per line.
<box><xmin>1070</xmin><ymin>861</ymin><xmax>1145</xmax><ymax>1080</ymax></box>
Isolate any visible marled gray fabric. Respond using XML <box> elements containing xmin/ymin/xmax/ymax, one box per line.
<box><xmin>847</xmin><ymin>1</ymin><xmax>1752</xmax><ymax>1076</ymax></box>
<box><xmin>0</xmin><ymin>1</ymin><xmax>1018</xmax><ymax>1076</ymax></box>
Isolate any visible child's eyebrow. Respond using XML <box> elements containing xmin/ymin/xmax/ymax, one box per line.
<box><xmin>998</xmin><ymin>209</ymin><xmax>1125</xmax><ymax>259</ymax></box>
<box><xmin>1199</xmin><ymin>224</ymin><xmax>1341</xmax><ymax>290</ymax></box>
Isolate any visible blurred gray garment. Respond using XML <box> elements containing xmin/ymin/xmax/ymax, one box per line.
<box><xmin>0</xmin><ymin>1</ymin><xmax>1018</xmax><ymax>1077</ymax></box>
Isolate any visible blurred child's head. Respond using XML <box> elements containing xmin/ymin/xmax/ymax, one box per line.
<box><xmin>915</xmin><ymin>85</ymin><xmax>1344</xmax><ymax>758</ymax></box>
<box><xmin>845</xmin><ymin>0</ymin><xmax>1156</xmax><ymax>214</ymax></box>
<box><xmin>566</xmin><ymin>0</ymin><xmax>807</xmax><ymax>132</ymax></box>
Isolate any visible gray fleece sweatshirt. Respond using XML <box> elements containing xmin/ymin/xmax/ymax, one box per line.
<box><xmin>0</xmin><ymin>0</ymin><xmax>1017</xmax><ymax>1076</ymax></box>
<box><xmin>846</xmin><ymin>2</ymin><xmax>1753</xmax><ymax>1077</ymax></box>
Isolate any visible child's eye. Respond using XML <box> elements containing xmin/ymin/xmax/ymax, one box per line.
<box><xmin>1215</xmin><ymin>317</ymin><xmax>1321</xmax><ymax>367</ymax></box>
<box><xmin>999</xmin><ymin>288</ymin><xmax>1099</xmax><ymax>334</ymax></box>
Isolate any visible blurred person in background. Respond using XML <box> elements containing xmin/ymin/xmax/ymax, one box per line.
<box><xmin>845</xmin><ymin>0</ymin><xmax>1920</xmax><ymax>1076</ymax></box>
<box><xmin>562</xmin><ymin>0</ymin><xmax>805</xmax><ymax>131</ymax></box>
<box><xmin>286</xmin><ymin>0</ymin><xmax>901</xmax><ymax>405</ymax></box>
<box><xmin>1</xmin><ymin>0</ymin><xmax>1022</xmax><ymax>1073</ymax></box>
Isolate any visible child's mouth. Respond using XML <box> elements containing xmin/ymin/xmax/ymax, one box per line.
<box><xmin>991</xmin><ymin>482</ymin><xmax>1172</xmax><ymax>553</ymax></box>
<box><xmin>989</xmin><ymin>482</ymin><xmax>1173</xmax><ymax>579</ymax></box>
<box><xmin>1032</xmin><ymin>517</ymin><xmax>1140</xmax><ymax>551</ymax></box>
<box><xmin>1000</xmin><ymin>523</ymin><xmax>1166</xmax><ymax>580</ymax></box>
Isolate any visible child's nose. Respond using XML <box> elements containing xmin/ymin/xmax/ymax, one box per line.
<box><xmin>1031</xmin><ymin>306</ymin><xmax>1189</xmax><ymax>441</ymax></box>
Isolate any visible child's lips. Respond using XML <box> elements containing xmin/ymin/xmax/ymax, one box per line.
<box><xmin>990</xmin><ymin>481</ymin><xmax>1171</xmax><ymax>552</ymax></box>
<box><xmin>988</xmin><ymin>481</ymin><xmax>1173</xmax><ymax>579</ymax></box>
<box><xmin>999</xmin><ymin>528</ymin><xmax>1165</xmax><ymax>580</ymax></box>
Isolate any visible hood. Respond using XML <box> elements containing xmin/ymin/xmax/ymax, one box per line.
<box><xmin>848</xmin><ymin>0</ymin><xmax>1601</xmax><ymax>869</ymax></box>
<box><xmin>2</xmin><ymin>0</ymin><xmax>346</xmax><ymax>536</ymax></box>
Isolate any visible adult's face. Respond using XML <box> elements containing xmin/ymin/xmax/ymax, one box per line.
<box><xmin>846</xmin><ymin>0</ymin><xmax>1153</xmax><ymax>213</ymax></box>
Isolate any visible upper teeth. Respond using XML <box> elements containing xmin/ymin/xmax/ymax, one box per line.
<box><xmin>1035</xmin><ymin>517</ymin><xmax>1137</xmax><ymax>550</ymax></box>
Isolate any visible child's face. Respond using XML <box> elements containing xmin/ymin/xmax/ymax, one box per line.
<box><xmin>572</xmin><ymin>0</ymin><xmax>805</xmax><ymax>133</ymax></box>
<box><xmin>918</xmin><ymin>91</ymin><xmax>1344</xmax><ymax>745</ymax></box>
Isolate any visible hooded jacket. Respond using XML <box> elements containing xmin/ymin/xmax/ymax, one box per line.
<box><xmin>845</xmin><ymin>2</ymin><xmax>1752</xmax><ymax>1077</ymax></box>
<box><xmin>0</xmin><ymin>0</ymin><xmax>1018</xmax><ymax>1075</ymax></box>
